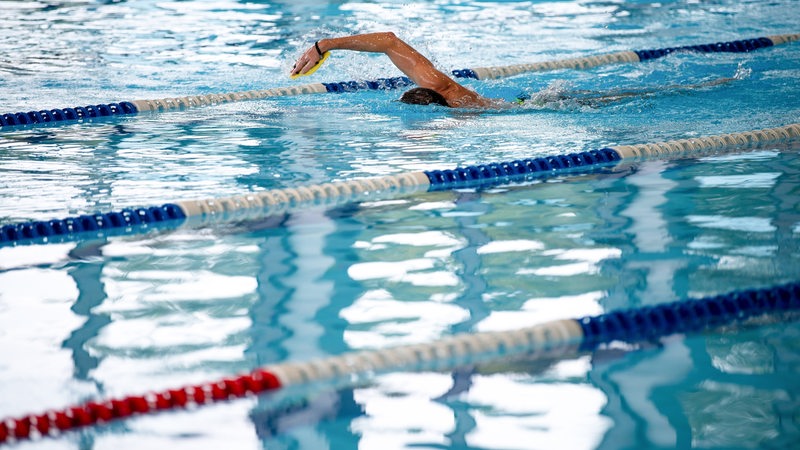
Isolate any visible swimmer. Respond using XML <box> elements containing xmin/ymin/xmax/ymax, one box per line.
<box><xmin>291</xmin><ymin>32</ymin><xmax>737</xmax><ymax>108</ymax></box>
<box><xmin>291</xmin><ymin>32</ymin><xmax>498</xmax><ymax>108</ymax></box>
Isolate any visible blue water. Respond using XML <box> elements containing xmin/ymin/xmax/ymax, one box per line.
<box><xmin>1</xmin><ymin>1</ymin><xmax>799</xmax><ymax>449</ymax></box>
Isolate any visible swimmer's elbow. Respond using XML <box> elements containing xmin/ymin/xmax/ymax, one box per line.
<box><xmin>377</xmin><ymin>32</ymin><xmax>418</xmax><ymax>56</ymax></box>
<box><xmin>376</xmin><ymin>32</ymin><xmax>401</xmax><ymax>48</ymax></box>
<box><xmin>361</xmin><ymin>32</ymin><xmax>410</xmax><ymax>57</ymax></box>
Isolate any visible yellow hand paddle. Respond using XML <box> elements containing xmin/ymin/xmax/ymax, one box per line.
<box><xmin>290</xmin><ymin>51</ymin><xmax>331</xmax><ymax>79</ymax></box>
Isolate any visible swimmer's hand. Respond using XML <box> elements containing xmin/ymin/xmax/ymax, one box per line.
<box><xmin>290</xmin><ymin>40</ymin><xmax>330</xmax><ymax>79</ymax></box>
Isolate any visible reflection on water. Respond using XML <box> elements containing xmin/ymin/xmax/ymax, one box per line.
<box><xmin>1</xmin><ymin>0</ymin><xmax>800</xmax><ymax>448</ymax></box>
<box><xmin>4</xmin><ymin>147</ymin><xmax>798</xmax><ymax>448</ymax></box>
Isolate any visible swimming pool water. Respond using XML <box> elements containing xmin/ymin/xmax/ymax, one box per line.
<box><xmin>1</xmin><ymin>0</ymin><xmax>799</xmax><ymax>449</ymax></box>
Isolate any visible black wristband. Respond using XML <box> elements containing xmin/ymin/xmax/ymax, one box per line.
<box><xmin>314</xmin><ymin>41</ymin><xmax>324</xmax><ymax>56</ymax></box>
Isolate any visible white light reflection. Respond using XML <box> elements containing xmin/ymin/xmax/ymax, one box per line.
<box><xmin>519</xmin><ymin>247</ymin><xmax>621</xmax><ymax>277</ymax></box>
<box><xmin>340</xmin><ymin>289</ymin><xmax>469</xmax><ymax>348</ymax></box>
<box><xmin>409</xmin><ymin>201</ymin><xmax>457</xmax><ymax>211</ymax></box>
<box><xmin>347</xmin><ymin>261</ymin><xmax>459</xmax><ymax>285</ymax></box>
<box><xmin>0</xmin><ymin>268</ymin><xmax>84</xmax><ymax>417</ymax></box>
<box><xmin>0</xmin><ymin>243</ymin><xmax>75</xmax><ymax>270</ymax></box>
<box><xmin>476</xmin><ymin>239</ymin><xmax>544</xmax><ymax>254</ymax></box>
<box><xmin>686</xmin><ymin>215</ymin><xmax>776</xmax><ymax>233</ymax></box>
<box><xmin>477</xmin><ymin>291</ymin><xmax>605</xmax><ymax>332</ymax></box>
<box><xmin>352</xmin><ymin>373</ymin><xmax>455</xmax><ymax>449</ymax></box>
<box><xmin>348</xmin><ymin>230</ymin><xmax>464</xmax><ymax>286</ymax></box>
<box><xmin>103</xmin><ymin>269</ymin><xmax>257</xmax><ymax>302</ymax></box>
<box><xmin>695</xmin><ymin>172</ymin><xmax>780</xmax><ymax>189</ymax></box>
<box><xmin>463</xmin><ymin>376</ymin><xmax>611</xmax><ymax>450</ymax></box>
<box><xmin>372</xmin><ymin>230</ymin><xmax>462</xmax><ymax>247</ymax></box>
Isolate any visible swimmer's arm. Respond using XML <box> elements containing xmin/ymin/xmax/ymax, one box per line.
<box><xmin>291</xmin><ymin>32</ymin><xmax>491</xmax><ymax>107</ymax></box>
<box><xmin>292</xmin><ymin>32</ymin><xmax>448</xmax><ymax>89</ymax></box>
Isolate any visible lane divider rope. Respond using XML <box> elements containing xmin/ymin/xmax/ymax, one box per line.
<box><xmin>2</xmin><ymin>123</ymin><xmax>798</xmax><ymax>246</ymax></box>
<box><xmin>1</xmin><ymin>281</ymin><xmax>797</xmax><ymax>445</ymax></box>
<box><xmin>1</xmin><ymin>33</ymin><xmax>797</xmax><ymax>130</ymax></box>
<box><xmin>465</xmin><ymin>33</ymin><xmax>798</xmax><ymax>80</ymax></box>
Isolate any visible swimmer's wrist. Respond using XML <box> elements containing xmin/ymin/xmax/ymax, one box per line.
<box><xmin>315</xmin><ymin>39</ymin><xmax>329</xmax><ymax>56</ymax></box>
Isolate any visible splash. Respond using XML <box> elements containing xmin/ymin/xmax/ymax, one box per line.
<box><xmin>519</xmin><ymin>80</ymin><xmax>594</xmax><ymax>111</ymax></box>
<box><xmin>733</xmin><ymin>62</ymin><xmax>752</xmax><ymax>80</ymax></box>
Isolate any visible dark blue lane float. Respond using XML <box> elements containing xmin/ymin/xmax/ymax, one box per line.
<box><xmin>2</xmin><ymin>123</ymin><xmax>798</xmax><ymax>247</ymax></box>
<box><xmin>632</xmin><ymin>36</ymin><xmax>776</xmax><ymax>61</ymax></box>
<box><xmin>0</xmin><ymin>102</ymin><xmax>137</xmax><ymax>128</ymax></box>
<box><xmin>0</xmin><ymin>204</ymin><xmax>185</xmax><ymax>244</ymax></box>
<box><xmin>423</xmin><ymin>149</ymin><xmax>621</xmax><ymax>190</ymax></box>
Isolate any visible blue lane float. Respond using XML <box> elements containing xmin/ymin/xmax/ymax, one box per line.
<box><xmin>0</xmin><ymin>102</ymin><xmax>137</xmax><ymax>128</ymax></box>
<box><xmin>578</xmin><ymin>282</ymin><xmax>800</xmax><ymax>350</ymax></box>
<box><xmin>1</xmin><ymin>34</ymin><xmax>796</xmax><ymax>131</ymax></box>
<box><xmin>632</xmin><ymin>36</ymin><xmax>775</xmax><ymax>61</ymax></box>
<box><xmin>2</xmin><ymin>123</ymin><xmax>798</xmax><ymax>247</ymax></box>
<box><xmin>423</xmin><ymin>148</ymin><xmax>621</xmax><ymax>190</ymax></box>
<box><xmin>0</xmin><ymin>204</ymin><xmax>186</xmax><ymax>244</ymax></box>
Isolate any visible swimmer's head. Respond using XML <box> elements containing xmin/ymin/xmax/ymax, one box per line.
<box><xmin>399</xmin><ymin>87</ymin><xmax>449</xmax><ymax>107</ymax></box>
